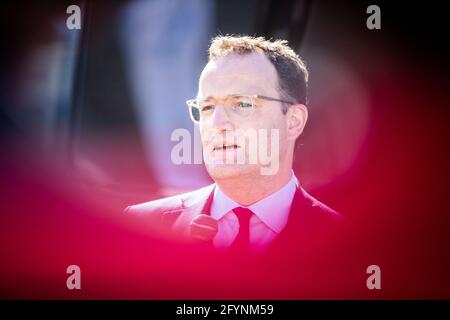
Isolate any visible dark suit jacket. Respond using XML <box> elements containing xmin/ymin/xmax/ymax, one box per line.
<box><xmin>124</xmin><ymin>184</ymin><xmax>363</xmax><ymax>297</ymax></box>
<box><xmin>125</xmin><ymin>183</ymin><xmax>343</xmax><ymax>251</ymax></box>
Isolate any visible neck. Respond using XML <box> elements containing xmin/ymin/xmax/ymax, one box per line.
<box><xmin>215</xmin><ymin>168</ymin><xmax>293</xmax><ymax>206</ymax></box>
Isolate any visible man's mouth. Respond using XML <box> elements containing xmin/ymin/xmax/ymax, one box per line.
<box><xmin>212</xmin><ymin>143</ymin><xmax>240</xmax><ymax>151</ymax></box>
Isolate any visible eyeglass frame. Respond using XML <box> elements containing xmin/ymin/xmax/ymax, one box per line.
<box><xmin>185</xmin><ymin>94</ymin><xmax>297</xmax><ymax>123</ymax></box>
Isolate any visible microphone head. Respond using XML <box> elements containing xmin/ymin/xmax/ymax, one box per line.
<box><xmin>190</xmin><ymin>214</ymin><xmax>218</xmax><ymax>241</ymax></box>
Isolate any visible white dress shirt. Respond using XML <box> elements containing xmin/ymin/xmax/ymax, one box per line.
<box><xmin>210</xmin><ymin>173</ymin><xmax>298</xmax><ymax>254</ymax></box>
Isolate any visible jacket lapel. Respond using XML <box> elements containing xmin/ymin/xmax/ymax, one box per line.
<box><xmin>171</xmin><ymin>184</ymin><xmax>215</xmax><ymax>238</ymax></box>
<box><xmin>259</xmin><ymin>186</ymin><xmax>310</xmax><ymax>254</ymax></box>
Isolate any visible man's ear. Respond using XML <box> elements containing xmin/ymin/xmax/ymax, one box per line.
<box><xmin>286</xmin><ymin>104</ymin><xmax>308</xmax><ymax>141</ymax></box>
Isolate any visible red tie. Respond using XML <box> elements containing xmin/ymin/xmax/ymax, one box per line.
<box><xmin>230</xmin><ymin>207</ymin><xmax>253</xmax><ymax>252</ymax></box>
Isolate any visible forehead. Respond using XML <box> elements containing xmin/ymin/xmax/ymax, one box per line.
<box><xmin>198</xmin><ymin>52</ymin><xmax>279</xmax><ymax>98</ymax></box>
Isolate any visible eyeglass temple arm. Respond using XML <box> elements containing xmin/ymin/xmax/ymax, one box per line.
<box><xmin>255</xmin><ymin>95</ymin><xmax>296</xmax><ymax>105</ymax></box>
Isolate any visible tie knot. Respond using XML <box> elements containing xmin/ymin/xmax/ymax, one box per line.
<box><xmin>232</xmin><ymin>207</ymin><xmax>253</xmax><ymax>225</ymax></box>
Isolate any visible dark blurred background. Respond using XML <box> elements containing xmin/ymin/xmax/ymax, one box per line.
<box><xmin>1</xmin><ymin>0</ymin><xmax>450</xmax><ymax>298</ymax></box>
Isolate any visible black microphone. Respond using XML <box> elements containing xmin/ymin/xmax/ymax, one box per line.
<box><xmin>190</xmin><ymin>214</ymin><xmax>218</xmax><ymax>241</ymax></box>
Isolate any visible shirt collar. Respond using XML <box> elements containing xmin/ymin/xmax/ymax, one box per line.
<box><xmin>211</xmin><ymin>173</ymin><xmax>298</xmax><ymax>234</ymax></box>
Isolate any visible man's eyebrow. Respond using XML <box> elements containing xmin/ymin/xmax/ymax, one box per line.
<box><xmin>198</xmin><ymin>94</ymin><xmax>246</xmax><ymax>100</ymax></box>
<box><xmin>196</xmin><ymin>95</ymin><xmax>213</xmax><ymax>100</ymax></box>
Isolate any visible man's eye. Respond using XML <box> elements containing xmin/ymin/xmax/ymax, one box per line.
<box><xmin>237</xmin><ymin>102</ymin><xmax>252</xmax><ymax>109</ymax></box>
<box><xmin>201</xmin><ymin>105</ymin><xmax>214</xmax><ymax>112</ymax></box>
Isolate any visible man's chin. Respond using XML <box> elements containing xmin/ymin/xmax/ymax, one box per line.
<box><xmin>206</xmin><ymin>163</ymin><xmax>260</xmax><ymax>180</ymax></box>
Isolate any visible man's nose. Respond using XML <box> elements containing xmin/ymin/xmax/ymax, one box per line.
<box><xmin>211</xmin><ymin>104</ymin><xmax>233</xmax><ymax>130</ymax></box>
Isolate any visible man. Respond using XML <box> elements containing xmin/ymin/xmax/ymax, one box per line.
<box><xmin>125</xmin><ymin>35</ymin><xmax>342</xmax><ymax>256</ymax></box>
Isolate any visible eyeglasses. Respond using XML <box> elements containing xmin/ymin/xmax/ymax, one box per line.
<box><xmin>185</xmin><ymin>94</ymin><xmax>295</xmax><ymax>123</ymax></box>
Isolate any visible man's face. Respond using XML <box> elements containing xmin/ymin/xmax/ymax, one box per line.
<box><xmin>198</xmin><ymin>52</ymin><xmax>290</xmax><ymax>180</ymax></box>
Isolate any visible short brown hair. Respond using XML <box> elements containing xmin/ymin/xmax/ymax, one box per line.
<box><xmin>208</xmin><ymin>35</ymin><xmax>308</xmax><ymax>111</ymax></box>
